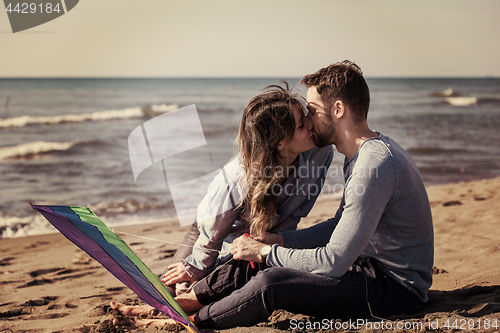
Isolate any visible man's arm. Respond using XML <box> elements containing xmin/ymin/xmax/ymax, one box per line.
<box><xmin>263</xmin><ymin>145</ymin><xmax>335</xmax><ymax>248</ymax></box>
<box><xmin>265</xmin><ymin>145</ymin><xmax>396</xmax><ymax>277</ymax></box>
<box><xmin>278</xmin><ymin>198</ymin><xmax>344</xmax><ymax>249</ymax></box>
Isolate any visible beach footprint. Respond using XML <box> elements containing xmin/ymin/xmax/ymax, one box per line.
<box><xmin>19</xmin><ymin>266</ymin><xmax>96</xmax><ymax>288</ymax></box>
<box><xmin>160</xmin><ymin>249</ymin><xmax>176</xmax><ymax>259</ymax></box>
<box><xmin>0</xmin><ymin>296</ymin><xmax>59</xmax><ymax>319</ymax></box>
<box><xmin>29</xmin><ymin>267</ymin><xmax>65</xmax><ymax>277</ymax></box>
<box><xmin>0</xmin><ymin>257</ymin><xmax>15</xmax><ymax>266</ymax></box>
<box><xmin>432</xmin><ymin>267</ymin><xmax>448</xmax><ymax>275</ymax></box>
<box><xmin>71</xmin><ymin>252</ymin><xmax>94</xmax><ymax>265</ymax></box>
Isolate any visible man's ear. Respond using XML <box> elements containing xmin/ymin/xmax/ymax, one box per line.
<box><xmin>333</xmin><ymin>100</ymin><xmax>345</xmax><ymax>119</ymax></box>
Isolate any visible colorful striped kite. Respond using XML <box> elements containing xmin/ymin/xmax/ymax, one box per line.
<box><xmin>32</xmin><ymin>204</ymin><xmax>199</xmax><ymax>333</ymax></box>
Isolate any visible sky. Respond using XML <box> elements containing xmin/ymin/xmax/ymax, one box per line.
<box><xmin>1</xmin><ymin>0</ymin><xmax>499</xmax><ymax>78</ymax></box>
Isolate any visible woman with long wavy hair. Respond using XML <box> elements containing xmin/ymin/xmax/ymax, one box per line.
<box><xmin>111</xmin><ymin>83</ymin><xmax>333</xmax><ymax>312</ymax></box>
<box><xmin>157</xmin><ymin>82</ymin><xmax>333</xmax><ymax>294</ymax></box>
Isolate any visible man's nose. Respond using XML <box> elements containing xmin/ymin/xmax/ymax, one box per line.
<box><xmin>304</xmin><ymin>116</ymin><xmax>313</xmax><ymax>130</ymax></box>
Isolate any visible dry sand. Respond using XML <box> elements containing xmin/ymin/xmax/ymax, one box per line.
<box><xmin>2</xmin><ymin>177</ymin><xmax>500</xmax><ymax>332</ymax></box>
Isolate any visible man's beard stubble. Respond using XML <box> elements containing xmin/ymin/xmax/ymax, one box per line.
<box><xmin>313</xmin><ymin>112</ymin><xmax>338</xmax><ymax>148</ymax></box>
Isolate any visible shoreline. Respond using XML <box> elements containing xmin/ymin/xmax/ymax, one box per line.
<box><xmin>4</xmin><ymin>174</ymin><xmax>500</xmax><ymax>241</ymax></box>
<box><xmin>2</xmin><ymin>176</ymin><xmax>500</xmax><ymax>332</ymax></box>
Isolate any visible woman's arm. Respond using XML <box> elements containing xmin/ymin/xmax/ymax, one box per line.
<box><xmin>179</xmin><ymin>157</ymin><xmax>243</xmax><ymax>280</ymax></box>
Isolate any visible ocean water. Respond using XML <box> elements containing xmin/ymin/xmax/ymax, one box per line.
<box><xmin>1</xmin><ymin>78</ymin><xmax>499</xmax><ymax>238</ymax></box>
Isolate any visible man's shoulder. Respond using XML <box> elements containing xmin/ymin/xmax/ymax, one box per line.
<box><xmin>357</xmin><ymin>136</ymin><xmax>395</xmax><ymax>165</ymax></box>
<box><xmin>356</xmin><ymin>133</ymin><xmax>422</xmax><ymax>185</ymax></box>
<box><xmin>358</xmin><ymin>134</ymin><xmax>410</xmax><ymax>161</ymax></box>
<box><xmin>351</xmin><ymin>135</ymin><xmax>404</xmax><ymax>184</ymax></box>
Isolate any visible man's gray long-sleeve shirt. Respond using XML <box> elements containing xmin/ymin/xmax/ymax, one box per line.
<box><xmin>267</xmin><ymin>133</ymin><xmax>434</xmax><ymax>302</ymax></box>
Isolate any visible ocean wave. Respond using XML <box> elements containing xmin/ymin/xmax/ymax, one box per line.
<box><xmin>431</xmin><ymin>88</ymin><xmax>462</xmax><ymax>97</ymax></box>
<box><xmin>88</xmin><ymin>198</ymin><xmax>172</xmax><ymax>216</ymax></box>
<box><xmin>441</xmin><ymin>96</ymin><xmax>500</xmax><ymax>107</ymax></box>
<box><xmin>0</xmin><ymin>104</ymin><xmax>235</xmax><ymax>128</ymax></box>
<box><xmin>0</xmin><ymin>207</ymin><xmax>182</xmax><ymax>239</ymax></box>
<box><xmin>141</xmin><ymin>103</ymin><xmax>179</xmax><ymax>117</ymax></box>
<box><xmin>443</xmin><ymin>97</ymin><xmax>478</xmax><ymax>106</ymax></box>
<box><xmin>0</xmin><ymin>141</ymin><xmax>78</xmax><ymax>160</ymax></box>
<box><xmin>0</xmin><ymin>107</ymin><xmax>144</xmax><ymax>128</ymax></box>
<box><xmin>0</xmin><ymin>214</ymin><xmax>55</xmax><ymax>239</ymax></box>
<box><xmin>430</xmin><ymin>88</ymin><xmax>500</xmax><ymax>107</ymax></box>
<box><xmin>0</xmin><ymin>198</ymin><xmax>174</xmax><ymax>239</ymax></box>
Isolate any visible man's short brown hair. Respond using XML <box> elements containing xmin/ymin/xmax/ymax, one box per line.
<box><xmin>300</xmin><ymin>60</ymin><xmax>370</xmax><ymax>123</ymax></box>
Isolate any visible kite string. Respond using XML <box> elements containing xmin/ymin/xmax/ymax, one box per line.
<box><xmin>111</xmin><ymin>227</ymin><xmax>238</xmax><ymax>295</ymax></box>
<box><xmin>110</xmin><ymin>226</ymin><xmax>238</xmax><ymax>293</ymax></box>
<box><xmin>110</xmin><ymin>228</ymin><xmax>225</xmax><ymax>254</ymax></box>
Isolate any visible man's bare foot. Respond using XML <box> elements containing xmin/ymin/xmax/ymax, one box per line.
<box><xmin>109</xmin><ymin>301</ymin><xmax>158</xmax><ymax>316</ymax></box>
<box><xmin>175</xmin><ymin>289</ymin><xmax>204</xmax><ymax>313</ymax></box>
<box><xmin>112</xmin><ymin>317</ymin><xmax>176</xmax><ymax>330</ymax></box>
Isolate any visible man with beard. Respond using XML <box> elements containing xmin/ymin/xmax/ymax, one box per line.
<box><xmin>112</xmin><ymin>61</ymin><xmax>434</xmax><ymax>330</ymax></box>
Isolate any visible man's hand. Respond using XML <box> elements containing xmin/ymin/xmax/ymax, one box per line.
<box><xmin>161</xmin><ymin>262</ymin><xmax>196</xmax><ymax>286</ymax></box>
<box><xmin>231</xmin><ymin>235</ymin><xmax>266</xmax><ymax>263</ymax></box>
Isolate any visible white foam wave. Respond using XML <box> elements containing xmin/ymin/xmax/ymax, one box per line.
<box><xmin>443</xmin><ymin>97</ymin><xmax>478</xmax><ymax>106</ymax></box>
<box><xmin>0</xmin><ymin>214</ymin><xmax>56</xmax><ymax>239</ymax></box>
<box><xmin>88</xmin><ymin>198</ymin><xmax>171</xmax><ymax>216</ymax></box>
<box><xmin>141</xmin><ymin>103</ymin><xmax>179</xmax><ymax>117</ymax></box>
<box><xmin>0</xmin><ymin>107</ymin><xmax>144</xmax><ymax>128</ymax></box>
<box><xmin>0</xmin><ymin>210</ymin><xmax>183</xmax><ymax>239</ymax></box>
<box><xmin>432</xmin><ymin>88</ymin><xmax>461</xmax><ymax>97</ymax></box>
<box><xmin>0</xmin><ymin>141</ymin><xmax>78</xmax><ymax>160</ymax></box>
<box><xmin>151</xmin><ymin>103</ymin><xmax>179</xmax><ymax>112</ymax></box>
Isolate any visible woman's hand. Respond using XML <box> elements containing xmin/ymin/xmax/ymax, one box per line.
<box><xmin>161</xmin><ymin>262</ymin><xmax>196</xmax><ymax>286</ymax></box>
<box><xmin>231</xmin><ymin>235</ymin><xmax>266</xmax><ymax>263</ymax></box>
<box><xmin>255</xmin><ymin>232</ymin><xmax>284</xmax><ymax>247</ymax></box>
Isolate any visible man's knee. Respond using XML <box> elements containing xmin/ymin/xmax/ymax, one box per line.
<box><xmin>252</xmin><ymin>267</ymin><xmax>292</xmax><ymax>288</ymax></box>
<box><xmin>249</xmin><ymin>268</ymin><xmax>297</xmax><ymax>305</ymax></box>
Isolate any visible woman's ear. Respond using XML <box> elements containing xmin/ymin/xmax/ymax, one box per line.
<box><xmin>277</xmin><ymin>141</ymin><xmax>284</xmax><ymax>151</ymax></box>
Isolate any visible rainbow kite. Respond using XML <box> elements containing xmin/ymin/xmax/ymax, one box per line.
<box><xmin>32</xmin><ymin>204</ymin><xmax>199</xmax><ymax>333</ymax></box>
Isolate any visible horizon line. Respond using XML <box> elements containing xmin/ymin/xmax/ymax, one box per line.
<box><xmin>0</xmin><ymin>76</ymin><xmax>498</xmax><ymax>80</ymax></box>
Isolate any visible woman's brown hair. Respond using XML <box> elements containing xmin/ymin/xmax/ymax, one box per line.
<box><xmin>236</xmin><ymin>82</ymin><xmax>305</xmax><ymax>237</ymax></box>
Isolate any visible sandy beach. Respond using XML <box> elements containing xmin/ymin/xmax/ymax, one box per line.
<box><xmin>2</xmin><ymin>177</ymin><xmax>500</xmax><ymax>332</ymax></box>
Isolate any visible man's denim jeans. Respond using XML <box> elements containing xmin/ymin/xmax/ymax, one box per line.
<box><xmin>193</xmin><ymin>257</ymin><xmax>423</xmax><ymax>329</ymax></box>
